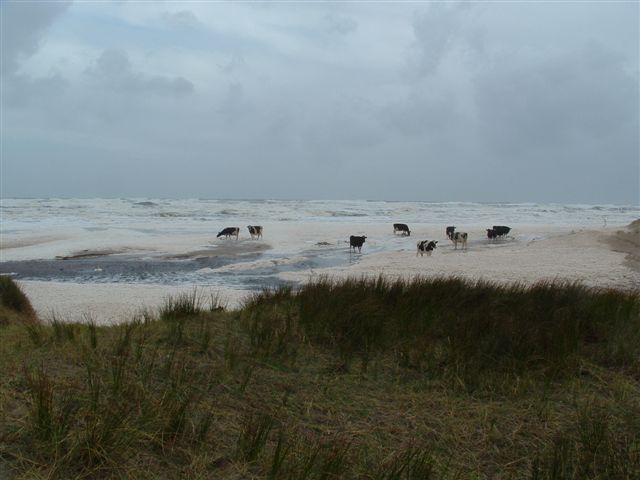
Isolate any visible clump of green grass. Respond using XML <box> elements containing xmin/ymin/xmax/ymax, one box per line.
<box><xmin>531</xmin><ymin>402</ymin><xmax>640</xmax><ymax>479</ymax></box>
<box><xmin>159</xmin><ymin>289</ymin><xmax>204</xmax><ymax>319</ymax></box>
<box><xmin>373</xmin><ymin>447</ymin><xmax>438</xmax><ymax>479</ymax></box>
<box><xmin>0</xmin><ymin>276</ymin><xmax>37</xmax><ymax>325</ymax></box>
<box><xmin>235</xmin><ymin>411</ymin><xmax>276</xmax><ymax>463</ymax></box>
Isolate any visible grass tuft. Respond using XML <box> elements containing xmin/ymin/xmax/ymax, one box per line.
<box><xmin>0</xmin><ymin>276</ymin><xmax>37</xmax><ymax>325</ymax></box>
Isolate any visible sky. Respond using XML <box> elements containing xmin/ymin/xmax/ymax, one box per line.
<box><xmin>1</xmin><ymin>1</ymin><xmax>638</xmax><ymax>204</ymax></box>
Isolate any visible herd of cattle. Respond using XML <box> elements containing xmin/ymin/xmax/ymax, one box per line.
<box><xmin>217</xmin><ymin>224</ymin><xmax>512</xmax><ymax>256</ymax></box>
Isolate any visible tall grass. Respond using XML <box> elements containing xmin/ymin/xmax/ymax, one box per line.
<box><xmin>2</xmin><ymin>276</ymin><xmax>638</xmax><ymax>479</ymax></box>
<box><xmin>531</xmin><ymin>402</ymin><xmax>640</xmax><ymax>479</ymax></box>
<box><xmin>0</xmin><ymin>276</ymin><xmax>37</xmax><ymax>324</ymax></box>
<box><xmin>244</xmin><ymin>277</ymin><xmax>640</xmax><ymax>380</ymax></box>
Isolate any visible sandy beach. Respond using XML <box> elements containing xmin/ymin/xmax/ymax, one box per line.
<box><xmin>12</xmin><ymin>221</ymin><xmax>639</xmax><ymax>325</ymax></box>
<box><xmin>280</xmin><ymin>223</ymin><xmax>640</xmax><ymax>288</ymax></box>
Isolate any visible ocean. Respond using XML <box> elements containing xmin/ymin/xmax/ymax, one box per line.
<box><xmin>1</xmin><ymin>198</ymin><xmax>638</xmax><ymax>290</ymax></box>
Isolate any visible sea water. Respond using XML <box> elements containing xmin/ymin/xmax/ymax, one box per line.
<box><xmin>1</xmin><ymin>198</ymin><xmax>638</xmax><ymax>288</ymax></box>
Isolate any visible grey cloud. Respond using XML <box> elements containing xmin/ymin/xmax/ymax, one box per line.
<box><xmin>2</xmin><ymin>73</ymin><xmax>68</xmax><ymax>108</ymax></box>
<box><xmin>298</xmin><ymin>97</ymin><xmax>385</xmax><ymax>159</ymax></box>
<box><xmin>408</xmin><ymin>2</ymin><xmax>472</xmax><ymax>78</ymax></box>
<box><xmin>474</xmin><ymin>41</ymin><xmax>638</xmax><ymax>155</ymax></box>
<box><xmin>163</xmin><ymin>10</ymin><xmax>201</xmax><ymax>29</ymax></box>
<box><xmin>217</xmin><ymin>82</ymin><xmax>251</xmax><ymax>122</ymax></box>
<box><xmin>219</xmin><ymin>54</ymin><xmax>247</xmax><ymax>75</ymax></box>
<box><xmin>1</xmin><ymin>0</ymin><xmax>71</xmax><ymax>76</ymax></box>
<box><xmin>323</xmin><ymin>14</ymin><xmax>357</xmax><ymax>35</ymax></box>
<box><xmin>88</xmin><ymin>49</ymin><xmax>194</xmax><ymax>96</ymax></box>
<box><xmin>381</xmin><ymin>91</ymin><xmax>459</xmax><ymax>137</ymax></box>
<box><xmin>1</xmin><ymin>1</ymin><xmax>70</xmax><ymax>109</ymax></box>
<box><xmin>2</xmin><ymin>2</ymin><xmax>637</xmax><ymax>203</ymax></box>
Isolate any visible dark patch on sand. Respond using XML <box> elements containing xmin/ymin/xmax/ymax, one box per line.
<box><xmin>56</xmin><ymin>248</ymin><xmax>128</xmax><ymax>260</ymax></box>
<box><xmin>1</xmin><ymin>235</ymin><xmax>67</xmax><ymax>250</ymax></box>
<box><xmin>606</xmin><ymin>219</ymin><xmax>640</xmax><ymax>273</ymax></box>
<box><xmin>164</xmin><ymin>241</ymin><xmax>271</xmax><ymax>260</ymax></box>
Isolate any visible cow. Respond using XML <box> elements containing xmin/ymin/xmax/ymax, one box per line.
<box><xmin>493</xmin><ymin>225</ymin><xmax>511</xmax><ymax>237</ymax></box>
<box><xmin>446</xmin><ymin>226</ymin><xmax>456</xmax><ymax>240</ymax></box>
<box><xmin>393</xmin><ymin>223</ymin><xmax>411</xmax><ymax>236</ymax></box>
<box><xmin>487</xmin><ymin>225</ymin><xmax>511</xmax><ymax>240</ymax></box>
<box><xmin>247</xmin><ymin>225</ymin><xmax>263</xmax><ymax>240</ymax></box>
<box><xmin>349</xmin><ymin>235</ymin><xmax>366</xmax><ymax>253</ymax></box>
<box><xmin>417</xmin><ymin>240</ymin><xmax>437</xmax><ymax>256</ymax></box>
<box><xmin>217</xmin><ymin>227</ymin><xmax>239</xmax><ymax>240</ymax></box>
<box><xmin>451</xmin><ymin>231</ymin><xmax>468</xmax><ymax>250</ymax></box>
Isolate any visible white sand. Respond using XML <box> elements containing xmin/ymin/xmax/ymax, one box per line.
<box><xmin>19</xmin><ymin>281</ymin><xmax>248</xmax><ymax>325</ymax></box>
<box><xmin>280</xmin><ymin>226</ymin><xmax>640</xmax><ymax>289</ymax></box>
<box><xmin>12</xmin><ymin>223</ymin><xmax>640</xmax><ymax>325</ymax></box>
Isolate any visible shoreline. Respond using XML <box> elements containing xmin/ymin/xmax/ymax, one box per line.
<box><xmin>10</xmin><ymin>222</ymin><xmax>640</xmax><ymax>324</ymax></box>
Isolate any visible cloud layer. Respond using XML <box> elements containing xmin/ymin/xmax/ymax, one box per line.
<box><xmin>2</xmin><ymin>1</ymin><xmax>638</xmax><ymax>203</ymax></box>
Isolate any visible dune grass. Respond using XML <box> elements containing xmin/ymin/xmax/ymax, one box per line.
<box><xmin>0</xmin><ymin>276</ymin><xmax>37</xmax><ymax>325</ymax></box>
<box><xmin>0</xmin><ymin>276</ymin><xmax>638</xmax><ymax>479</ymax></box>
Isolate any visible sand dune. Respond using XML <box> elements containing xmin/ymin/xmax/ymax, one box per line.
<box><xmin>606</xmin><ymin>219</ymin><xmax>640</xmax><ymax>273</ymax></box>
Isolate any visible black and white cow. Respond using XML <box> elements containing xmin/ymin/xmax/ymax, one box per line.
<box><xmin>487</xmin><ymin>225</ymin><xmax>511</xmax><ymax>240</ymax></box>
<box><xmin>451</xmin><ymin>231</ymin><xmax>468</xmax><ymax>250</ymax></box>
<box><xmin>349</xmin><ymin>235</ymin><xmax>366</xmax><ymax>253</ymax></box>
<box><xmin>247</xmin><ymin>225</ymin><xmax>263</xmax><ymax>240</ymax></box>
<box><xmin>417</xmin><ymin>240</ymin><xmax>438</xmax><ymax>256</ymax></box>
<box><xmin>393</xmin><ymin>223</ymin><xmax>411</xmax><ymax>236</ymax></box>
<box><xmin>217</xmin><ymin>227</ymin><xmax>240</xmax><ymax>240</ymax></box>
<box><xmin>446</xmin><ymin>226</ymin><xmax>456</xmax><ymax>240</ymax></box>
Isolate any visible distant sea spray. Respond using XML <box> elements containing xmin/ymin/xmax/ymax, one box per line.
<box><xmin>1</xmin><ymin>198</ymin><xmax>638</xmax><ymax>235</ymax></box>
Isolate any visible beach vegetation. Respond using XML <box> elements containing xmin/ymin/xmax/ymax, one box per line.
<box><xmin>0</xmin><ymin>276</ymin><xmax>37</xmax><ymax>325</ymax></box>
<box><xmin>0</xmin><ymin>278</ymin><xmax>638</xmax><ymax>479</ymax></box>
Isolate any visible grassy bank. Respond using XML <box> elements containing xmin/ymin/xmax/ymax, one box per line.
<box><xmin>0</xmin><ymin>277</ymin><xmax>639</xmax><ymax>479</ymax></box>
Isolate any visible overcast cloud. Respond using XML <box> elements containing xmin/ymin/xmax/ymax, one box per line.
<box><xmin>1</xmin><ymin>1</ymin><xmax>638</xmax><ymax>203</ymax></box>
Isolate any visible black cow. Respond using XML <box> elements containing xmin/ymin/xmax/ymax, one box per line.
<box><xmin>493</xmin><ymin>225</ymin><xmax>511</xmax><ymax>237</ymax></box>
<box><xmin>217</xmin><ymin>227</ymin><xmax>239</xmax><ymax>240</ymax></box>
<box><xmin>247</xmin><ymin>225</ymin><xmax>263</xmax><ymax>240</ymax></box>
<box><xmin>393</xmin><ymin>223</ymin><xmax>411</xmax><ymax>236</ymax></box>
<box><xmin>487</xmin><ymin>225</ymin><xmax>511</xmax><ymax>240</ymax></box>
<box><xmin>417</xmin><ymin>240</ymin><xmax>437</xmax><ymax>257</ymax></box>
<box><xmin>452</xmin><ymin>231</ymin><xmax>468</xmax><ymax>250</ymax></box>
<box><xmin>446</xmin><ymin>226</ymin><xmax>456</xmax><ymax>240</ymax></box>
<box><xmin>349</xmin><ymin>235</ymin><xmax>366</xmax><ymax>253</ymax></box>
